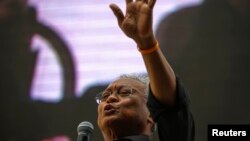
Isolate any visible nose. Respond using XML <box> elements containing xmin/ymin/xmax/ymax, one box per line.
<box><xmin>106</xmin><ymin>93</ymin><xmax>119</xmax><ymax>103</ymax></box>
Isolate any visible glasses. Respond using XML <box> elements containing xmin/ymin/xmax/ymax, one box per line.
<box><xmin>95</xmin><ymin>86</ymin><xmax>134</xmax><ymax>104</ymax></box>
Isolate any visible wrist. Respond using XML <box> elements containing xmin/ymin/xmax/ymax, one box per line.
<box><xmin>138</xmin><ymin>41</ymin><xmax>159</xmax><ymax>55</ymax></box>
<box><xmin>137</xmin><ymin>36</ymin><xmax>157</xmax><ymax>48</ymax></box>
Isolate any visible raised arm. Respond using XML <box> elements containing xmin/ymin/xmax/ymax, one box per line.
<box><xmin>110</xmin><ymin>0</ymin><xmax>176</xmax><ymax>106</ymax></box>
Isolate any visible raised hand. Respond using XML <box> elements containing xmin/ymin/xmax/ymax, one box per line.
<box><xmin>109</xmin><ymin>0</ymin><xmax>157</xmax><ymax>49</ymax></box>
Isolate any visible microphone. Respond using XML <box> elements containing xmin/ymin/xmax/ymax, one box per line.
<box><xmin>77</xmin><ymin>121</ymin><xmax>94</xmax><ymax>141</ymax></box>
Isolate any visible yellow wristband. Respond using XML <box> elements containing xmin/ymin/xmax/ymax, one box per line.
<box><xmin>138</xmin><ymin>41</ymin><xmax>159</xmax><ymax>55</ymax></box>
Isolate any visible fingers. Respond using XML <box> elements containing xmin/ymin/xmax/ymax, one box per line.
<box><xmin>136</xmin><ymin>0</ymin><xmax>147</xmax><ymax>3</ymax></box>
<box><xmin>126</xmin><ymin>0</ymin><xmax>133</xmax><ymax>4</ymax></box>
<box><xmin>131</xmin><ymin>0</ymin><xmax>156</xmax><ymax>9</ymax></box>
<box><xmin>109</xmin><ymin>4</ymin><xmax>125</xmax><ymax>27</ymax></box>
<box><xmin>148</xmin><ymin>0</ymin><xmax>156</xmax><ymax>9</ymax></box>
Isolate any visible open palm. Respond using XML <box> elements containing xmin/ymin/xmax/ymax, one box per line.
<box><xmin>110</xmin><ymin>0</ymin><xmax>156</xmax><ymax>48</ymax></box>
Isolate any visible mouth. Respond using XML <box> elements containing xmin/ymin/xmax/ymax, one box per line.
<box><xmin>104</xmin><ymin>104</ymin><xmax>117</xmax><ymax>116</ymax></box>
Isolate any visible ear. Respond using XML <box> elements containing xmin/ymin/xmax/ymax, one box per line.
<box><xmin>147</xmin><ymin>116</ymin><xmax>155</xmax><ymax>132</ymax></box>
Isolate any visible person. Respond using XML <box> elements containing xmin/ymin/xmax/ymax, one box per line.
<box><xmin>95</xmin><ymin>0</ymin><xmax>194</xmax><ymax>141</ymax></box>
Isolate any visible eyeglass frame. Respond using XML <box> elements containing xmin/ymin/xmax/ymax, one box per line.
<box><xmin>95</xmin><ymin>85</ymin><xmax>136</xmax><ymax>104</ymax></box>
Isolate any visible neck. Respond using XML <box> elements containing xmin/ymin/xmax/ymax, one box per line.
<box><xmin>102</xmin><ymin>128</ymin><xmax>117</xmax><ymax>141</ymax></box>
<box><xmin>101</xmin><ymin>126</ymin><xmax>151</xmax><ymax>141</ymax></box>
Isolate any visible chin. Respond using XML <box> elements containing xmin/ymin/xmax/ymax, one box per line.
<box><xmin>102</xmin><ymin>115</ymin><xmax>124</xmax><ymax>129</ymax></box>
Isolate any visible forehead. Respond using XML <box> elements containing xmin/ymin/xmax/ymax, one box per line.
<box><xmin>107</xmin><ymin>78</ymin><xmax>145</xmax><ymax>90</ymax></box>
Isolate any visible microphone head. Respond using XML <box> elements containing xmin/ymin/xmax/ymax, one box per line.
<box><xmin>77</xmin><ymin>121</ymin><xmax>94</xmax><ymax>134</ymax></box>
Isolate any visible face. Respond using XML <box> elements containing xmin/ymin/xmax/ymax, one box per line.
<box><xmin>97</xmin><ymin>78</ymin><xmax>152</xmax><ymax>134</ymax></box>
